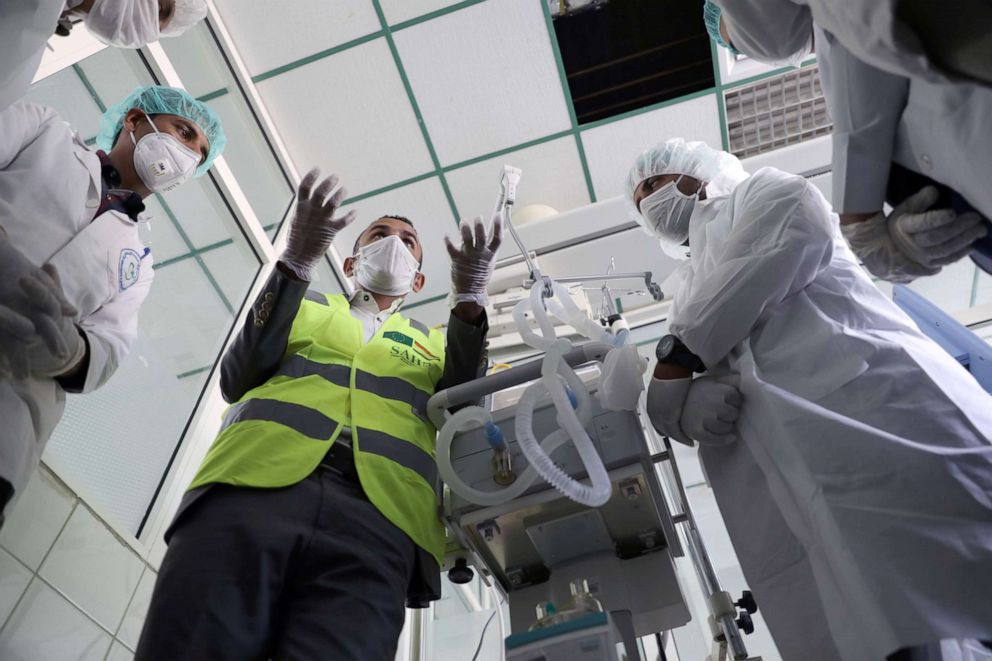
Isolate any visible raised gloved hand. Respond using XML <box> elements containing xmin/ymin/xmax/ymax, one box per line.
<box><xmin>680</xmin><ymin>377</ymin><xmax>742</xmax><ymax>446</ymax></box>
<box><xmin>280</xmin><ymin>168</ymin><xmax>356</xmax><ymax>281</ymax></box>
<box><xmin>841</xmin><ymin>186</ymin><xmax>988</xmax><ymax>283</ymax></box>
<box><xmin>0</xmin><ymin>230</ymin><xmax>78</xmax><ymax>379</ymax></box>
<box><xmin>645</xmin><ymin>377</ymin><xmax>693</xmax><ymax>445</ymax></box>
<box><xmin>445</xmin><ymin>212</ymin><xmax>503</xmax><ymax>308</ymax></box>
<box><xmin>16</xmin><ymin>265</ymin><xmax>86</xmax><ymax>378</ymax></box>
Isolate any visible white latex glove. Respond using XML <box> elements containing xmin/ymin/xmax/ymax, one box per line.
<box><xmin>280</xmin><ymin>168</ymin><xmax>356</xmax><ymax>281</ymax></box>
<box><xmin>681</xmin><ymin>377</ymin><xmax>742</xmax><ymax>446</ymax></box>
<box><xmin>646</xmin><ymin>377</ymin><xmax>692</xmax><ymax>446</ymax></box>
<box><xmin>0</xmin><ymin>230</ymin><xmax>78</xmax><ymax>379</ymax></box>
<box><xmin>598</xmin><ymin>344</ymin><xmax>647</xmax><ymax>411</ymax></box>
<box><xmin>17</xmin><ymin>265</ymin><xmax>86</xmax><ymax>378</ymax></box>
<box><xmin>445</xmin><ymin>213</ymin><xmax>503</xmax><ymax>308</ymax></box>
<box><xmin>889</xmin><ymin>187</ymin><xmax>987</xmax><ymax>268</ymax></box>
<box><xmin>841</xmin><ymin>186</ymin><xmax>987</xmax><ymax>283</ymax></box>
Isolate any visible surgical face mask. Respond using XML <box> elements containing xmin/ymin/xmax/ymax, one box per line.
<box><xmin>353</xmin><ymin>235</ymin><xmax>420</xmax><ymax>296</ymax></box>
<box><xmin>639</xmin><ymin>175</ymin><xmax>703</xmax><ymax>245</ymax></box>
<box><xmin>84</xmin><ymin>0</ymin><xmax>161</xmax><ymax>48</ymax></box>
<box><xmin>130</xmin><ymin>116</ymin><xmax>200</xmax><ymax>193</ymax></box>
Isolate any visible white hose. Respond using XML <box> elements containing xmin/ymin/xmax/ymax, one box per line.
<box><xmin>440</xmin><ymin>277</ymin><xmax>612</xmax><ymax>508</ymax></box>
<box><xmin>436</xmin><ymin>405</ymin><xmax>573</xmax><ymax>506</ymax></box>
<box><xmin>514</xmin><ymin>341</ymin><xmax>612</xmax><ymax>507</ymax></box>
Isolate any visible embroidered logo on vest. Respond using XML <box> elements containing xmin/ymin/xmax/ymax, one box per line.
<box><xmin>119</xmin><ymin>248</ymin><xmax>142</xmax><ymax>292</ymax></box>
<box><xmin>384</xmin><ymin>330</ymin><xmax>440</xmax><ymax>366</ymax></box>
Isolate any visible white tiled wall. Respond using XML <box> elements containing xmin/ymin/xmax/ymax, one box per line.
<box><xmin>0</xmin><ymin>467</ymin><xmax>158</xmax><ymax>661</ymax></box>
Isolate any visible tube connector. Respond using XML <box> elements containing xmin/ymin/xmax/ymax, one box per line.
<box><xmin>500</xmin><ymin>165</ymin><xmax>522</xmax><ymax>206</ymax></box>
<box><xmin>492</xmin><ymin>448</ymin><xmax>516</xmax><ymax>486</ymax></box>
<box><xmin>483</xmin><ymin>421</ymin><xmax>506</xmax><ymax>451</ymax></box>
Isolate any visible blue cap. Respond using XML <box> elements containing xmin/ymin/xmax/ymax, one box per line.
<box><xmin>96</xmin><ymin>85</ymin><xmax>226</xmax><ymax>177</ymax></box>
<box><xmin>703</xmin><ymin>2</ymin><xmax>739</xmax><ymax>55</ymax></box>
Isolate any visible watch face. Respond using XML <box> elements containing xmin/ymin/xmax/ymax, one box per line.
<box><xmin>657</xmin><ymin>335</ymin><xmax>675</xmax><ymax>359</ymax></box>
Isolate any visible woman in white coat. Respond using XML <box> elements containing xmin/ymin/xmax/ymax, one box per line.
<box><xmin>0</xmin><ymin>0</ymin><xmax>207</xmax><ymax>112</ymax></box>
<box><xmin>630</xmin><ymin>139</ymin><xmax>992</xmax><ymax>661</ymax></box>
<box><xmin>0</xmin><ymin>85</ymin><xmax>225</xmax><ymax>524</ymax></box>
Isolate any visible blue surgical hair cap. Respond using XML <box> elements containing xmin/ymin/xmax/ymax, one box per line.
<box><xmin>703</xmin><ymin>2</ymin><xmax>740</xmax><ymax>55</ymax></box>
<box><xmin>96</xmin><ymin>85</ymin><xmax>226</xmax><ymax>177</ymax></box>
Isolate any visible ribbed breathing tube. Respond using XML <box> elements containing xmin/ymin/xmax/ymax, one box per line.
<box><xmin>437</xmin><ymin>278</ymin><xmax>626</xmax><ymax>508</ymax></box>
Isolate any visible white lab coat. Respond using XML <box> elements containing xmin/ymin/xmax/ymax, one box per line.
<box><xmin>715</xmin><ymin>0</ymin><xmax>984</xmax><ymax>87</ymax></box>
<box><xmin>0</xmin><ymin>101</ymin><xmax>154</xmax><ymax>518</ymax></box>
<box><xmin>817</xmin><ymin>26</ymin><xmax>992</xmax><ymax>220</ymax></box>
<box><xmin>0</xmin><ymin>0</ymin><xmax>66</xmax><ymax>112</ymax></box>
<box><xmin>668</xmin><ymin>168</ymin><xmax>992</xmax><ymax>661</ymax></box>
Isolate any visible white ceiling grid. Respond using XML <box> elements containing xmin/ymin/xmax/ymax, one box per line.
<box><xmin>212</xmin><ymin>0</ymin><xmax>381</xmax><ymax>77</ymax></box>
<box><xmin>580</xmin><ymin>93</ymin><xmax>723</xmax><ymax>200</ymax></box>
<box><xmin>255</xmin><ymin>38</ymin><xmax>436</xmax><ymax>198</ymax></box>
<box><xmin>392</xmin><ymin>0</ymin><xmax>572</xmax><ymax>165</ymax></box>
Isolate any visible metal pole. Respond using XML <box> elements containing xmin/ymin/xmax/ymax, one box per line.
<box><xmin>409</xmin><ymin>607</ymin><xmax>428</xmax><ymax>661</ymax></box>
<box><xmin>650</xmin><ymin>436</ymin><xmax>750</xmax><ymax>660</ymax></box>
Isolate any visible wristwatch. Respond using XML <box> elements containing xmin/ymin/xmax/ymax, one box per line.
<box><xmin>655</xmin><ymin>334</ymin><xmax>706</xmax><ymax>373</ymax></box>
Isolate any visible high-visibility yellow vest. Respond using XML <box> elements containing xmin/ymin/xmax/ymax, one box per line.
<box><xmin>189</xmin><ymin>291</ymin><xmax>448</xmax><ymax>565</ymax></box>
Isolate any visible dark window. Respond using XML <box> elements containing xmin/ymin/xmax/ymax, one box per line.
<box><xmin>552</xmin><ymin>0</ymin><xmax>715</xmax><ymax>125</ymax></box>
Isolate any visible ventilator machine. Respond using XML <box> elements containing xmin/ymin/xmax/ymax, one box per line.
<box><xmin>428</xmin><ymin>166</ymin><xmax>765</xmax><ymax>661</ymax></box>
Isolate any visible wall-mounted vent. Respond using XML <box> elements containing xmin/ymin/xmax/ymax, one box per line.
<box><xmin>724</xmin><ymin>65</ymin><xmax>832</xmax><ymax>159</ymax></box>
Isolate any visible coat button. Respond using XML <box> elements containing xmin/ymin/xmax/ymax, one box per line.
<box><xmin>259</xmin><ymin>309</ymin><xmax>270</xmax><ymax>321</ymax></box>
<box><xmin>920</xmin><ymin>154</ymin><xmax>933</xmax><ymax>170</ymax></box>
<box><xmin>254</xmin><ymin>318</ymin><xmax>264</xmax><ymax>328</ymax></box>
<box><xmin>264</xmin><ymin>292</ymin><xmax>274</xmax><ymax>302</ymax></box>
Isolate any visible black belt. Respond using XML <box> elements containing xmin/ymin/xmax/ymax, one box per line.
<box><xmin>320</xmin><ymin>441</ymin><xmax>360</xmax><ymax>483</ymax></box>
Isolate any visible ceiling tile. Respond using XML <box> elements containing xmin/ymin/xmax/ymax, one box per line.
<box><xmin>379</xmin><ymin>0</ymin><xmax>465</xmax><ymax>26</ymax></box>
<box><xmin>337</xmin><ymin>177</ymin><xmax>458</xmax><ymax>304</ymax></box>
<box><xmin>256</xmin><ymin>38</ymin><xmax>435</xmax><ymax>198</ymax></box>
<box><xmin>445</xmin><ymin>137</ymin><xmax>590</xmax><ymax>223</ymax></box>
<box><xmin>580</xmin><ymin>94</ymin><xmax>722</xmax><ymax>200</ymax></box>
<box><xmin>393</xmin><ymin>0</ymin><xmax>572</xmax><ymax>166</ymax></box>
<box><xmin>214</xmin><ymin>0</ymin><xmax>381</xmax><ymax>78</ymax></box>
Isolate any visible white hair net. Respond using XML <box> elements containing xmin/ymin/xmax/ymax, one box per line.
<box><xmin>160</xmin><ymin>0</ymin><xmax>208</xmax><ymax>37</ymax></box>
<box><xmin>624</xmin><ymin>138</ymin><xmax>747</xmax><ymax>224</ymax></box>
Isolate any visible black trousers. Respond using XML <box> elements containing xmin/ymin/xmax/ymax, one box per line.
<box><xmin>134</xmin><ymin>467</ymin><xmax>417</xmax><ymax>661</ymax></box>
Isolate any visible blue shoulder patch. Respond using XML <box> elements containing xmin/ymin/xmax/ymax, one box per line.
<box><xmin>119</xmin><ymin>248</ymin><xmax>142</xmax><ymax>292</ymax></box>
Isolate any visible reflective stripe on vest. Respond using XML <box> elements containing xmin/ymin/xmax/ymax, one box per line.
<box><xmin>355</xmin><ymin>369</ymin><xmax>430</xmax><ymax>422</ymax></box>
<box><xmin>221</xmin><ymin>398</ymin><xmax>338</xmax><ymax>440</ymax></box>
<box><xmin>276</xmin><ymin>355</ymin><xmax>350</xmax><ymax>387</ymax></box>
<box><xmin>356</xmin><ymin>427</ymin><xmax>438</xmax><ymax>492</ymax></box>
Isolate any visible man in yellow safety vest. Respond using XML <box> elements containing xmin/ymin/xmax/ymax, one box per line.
<box><xmin>135</xmin><ymin>169</ymin><xmax>501</xmax><ymax>660</ymax></box>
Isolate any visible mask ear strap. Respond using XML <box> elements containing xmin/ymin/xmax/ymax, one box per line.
<box><xmin>128</xmin><ymin>111</ymin><xmax>159</xmax><ymax>145</ymax></box>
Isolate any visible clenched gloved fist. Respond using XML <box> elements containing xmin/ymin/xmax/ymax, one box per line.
<box><xmin>646</xmin><ymin>377</ymin><xmax>693</xmax><ymax>445</ymax></box>
<box><xmin>280</xmin><ymin>168</ymin><xmax>356</xmax><ymax>281</ymax></box>
<box><xmin>680</xmin><ymin>377</ymin><xmax>742</xmax><ymax>446</ymax></box>
<box><xmin>445</xmin><ymin>212</ymin><xmax>503</xmax><ymax>308</ymax></box>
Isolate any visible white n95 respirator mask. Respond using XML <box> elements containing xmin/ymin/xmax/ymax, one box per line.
<box><xmin>639</xmin><ymin>175</ymin><xmax>703</xmax><ymax>245</ymax></box>
<box><xmin>130</xmin><ymin>117</ymin><xmax>200</xmax><ymax>193</ymax></box>
<box><xmin>353</xmin><ymin>235</ymin><xmax>420</xmax><ymax>296</ymax></box>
